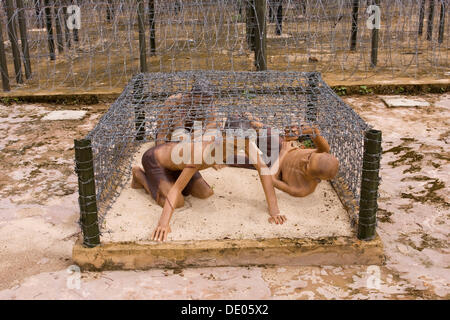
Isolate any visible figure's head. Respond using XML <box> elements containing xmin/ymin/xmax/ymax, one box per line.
<box><xmin>305</xmin><ymin>152</ymin><xmax>339</xmax><ymax>181</ymax></box>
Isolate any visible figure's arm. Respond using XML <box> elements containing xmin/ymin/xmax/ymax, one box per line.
<box><xmin>152</xmin><ymin>166</ymin><xmax>198</xmax><ymax>241</ymax></box>
<box><xmin>271</xmin><ymin>176</ymin><xmax>313</xmax><ymax>197</ymax></box>
<box><xmin>301</xmin><ymin>126</ymin><xmax>330</xmax><ymax>153</ymax></box>
<box><xmin>271</xmin><ymin>140</ymin><xmax>316</xmax><ymax>197</ymax></box>
<box><xmin>246</xmin><ymin>141</ymin><xmax>286</xmax><ymax>225</ymax></box>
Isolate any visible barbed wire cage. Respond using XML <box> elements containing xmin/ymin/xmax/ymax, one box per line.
<box><xmin>74</xmin><ymin>70</ymin><xmax>382</xmax><ymax>247</ymax></box>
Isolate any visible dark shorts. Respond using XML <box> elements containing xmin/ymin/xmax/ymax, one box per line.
<box><xmin>141</xmin><ymin>143</ymin><xmax>204</xmax><ymax>201</ymax></box>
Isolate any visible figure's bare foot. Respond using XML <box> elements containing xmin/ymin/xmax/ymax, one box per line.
<box><xmin>268</xmin><ymin>214</ymin><xmax>287</xmax><ymax>225</ymax></box>
<box><xmin>131</xmin><ymin>166</ymin><xmax>145</xmax><ymax>189</ymax></box>
<box><xmin>152</xmin><ymin>224</ymin><xmax>171</xmax><ymax>242</ymax></box>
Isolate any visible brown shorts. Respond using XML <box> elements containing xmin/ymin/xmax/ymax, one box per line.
<box><xmin>141</xmin><ymin>143</ymin><xmax>204</xmax><ymax>201</ymax></box>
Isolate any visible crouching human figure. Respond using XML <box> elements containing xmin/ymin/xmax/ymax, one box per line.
<box><xmin>271</xmin><ymin>125</ymin><xmax>339</xmax><ymax>197</ymax></box>
<box><xmin>131</xmin><ymin>127</ymin><xmax>286</xmax><ymax>242</ymax></box>
<box><xmin>226</xmin><ymin>113</ymin><xmax>339</xmax><ymax>198</ymax></box>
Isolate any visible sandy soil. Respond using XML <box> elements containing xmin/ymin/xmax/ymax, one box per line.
<box><xmin>0</xmin><ymin>93</ymin><xmax>448</xmax><ymax>299</ymax></box>
<box><xmin>102</xmin><ymin>142</ymin><xmax>351</xmax><ymax>242</ymax></box>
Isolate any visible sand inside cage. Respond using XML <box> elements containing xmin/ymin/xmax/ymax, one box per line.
<box><xmin>100</xmin><ymin>142</ymin><xmax>353</xmax><ymax>243</ymax></box>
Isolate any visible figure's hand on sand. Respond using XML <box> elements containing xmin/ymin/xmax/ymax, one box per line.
<box><xmin>268</xmin><ymin>214</ymin><xmax>287</xmax><ymax>225</ymax></box>
<box><xmin>152</xmin><ymin>224</ymin><xmax>171</xmax><ymax>242</ymax></box>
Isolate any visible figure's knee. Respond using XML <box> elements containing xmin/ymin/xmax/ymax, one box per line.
<box><xmin>157</xmin><ymin>191</ymin><xmax>185</xmax><ymax>208</ymax></box>
<box><xmin>174</xmin><ymin>194</ymin><xmax>185</xmax><ymax>208</ymax></box>
<box><xmin>200</xmin><ymin>187</ymin><xmax>214</xmax><ymax>199</ymax></box>
<box><xmin>194</xmin><ymin>184</ymin><xmax>214</xmax><ymax>199</ymax></box>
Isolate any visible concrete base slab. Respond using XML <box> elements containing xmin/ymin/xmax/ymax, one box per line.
<box><xmin>42</xmin><ymin>110</ymin><xmax>87</xmax><ymax>121</ymax></box>
<box><xmin>76</xmin><ymin>143</ymin><xmax>384</xmax><ymax>270</ymax></box>
<box><xmin>72</xmin><ymin>235</ymin><xmax>384</xmax><ymax>270</ymax></box>
<box><xmin>381</xmin><ymin>96</ymin><xmax>430</xmax><ymax>108</ymax></box>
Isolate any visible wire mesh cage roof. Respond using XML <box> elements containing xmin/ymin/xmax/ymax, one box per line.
<box><xmin>88</xmin><ymin>71</ymin><xmax>369</xmax><ymax>140</ymax></box>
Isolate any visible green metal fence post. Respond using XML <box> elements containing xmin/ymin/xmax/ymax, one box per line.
<box><xmin>357</xmin><ymin>129</ymin><xmax>382</xmax><ymax>241</ymax></box>
<box><xmin>74</xmin><ymin>139</ymin><xmax>101</xmax><ymax>247</ymax></box>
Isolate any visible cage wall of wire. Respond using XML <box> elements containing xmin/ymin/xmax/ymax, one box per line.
<box><xmin>0</xmin><ymin>0</ymin><xmax>448</xmax><ymax>92</ymax></box>
<box><xmin>83</xmin><ymin>71</ymin><xmax>370</xmax><ymax>231</ymax></box>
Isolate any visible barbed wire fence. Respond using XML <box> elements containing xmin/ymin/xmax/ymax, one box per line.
<box><xmin>0</xmin><ymin>0</ymin><xmax>448</xmax><ymax>93</ymax></box>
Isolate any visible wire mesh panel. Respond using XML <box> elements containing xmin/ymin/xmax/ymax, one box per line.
<box><xmin>84</xmin><ymin>71</ymin><xmax>370</xmax><ymax>229</ymax></box>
